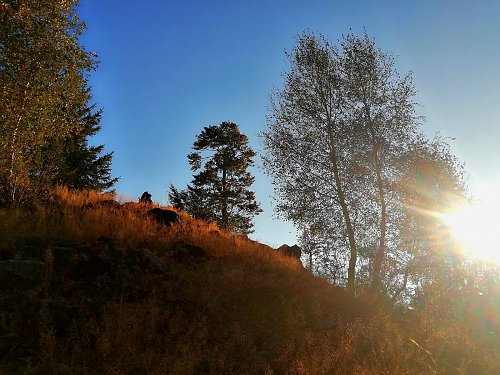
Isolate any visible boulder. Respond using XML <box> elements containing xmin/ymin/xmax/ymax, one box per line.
<box><xmin>276</xmin><ymin>244</ymin><xmax>302</xmax><ymax>260</ymax></box>
<box><xmin>147</xmin><ymin>208</ymin><xmax>180</xmax><ymax>226</ymax></box>
<box><xmin>8</xmin><ymin>236</ymin><xmax>48</xmax><ymax>261</ymax></box>
<box><xmin>139</xmin><ymin>191</ymin><xmax>153</xmax><ymax>205</ymax></box>
<box><xmin>136</xmin><ymin>248</ymin><xmax>169</xmax><ymax>274</ymax></box>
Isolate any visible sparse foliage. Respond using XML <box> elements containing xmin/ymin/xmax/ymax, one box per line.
<box><xmin>261</xmin><ymin>31</ymin><xmax>464</xmax><ymax>294</ymax></box>
<box><xmin>390</xmin><ymin>136</ymin><xmax>467</xmax><ymax>302</ymax></box>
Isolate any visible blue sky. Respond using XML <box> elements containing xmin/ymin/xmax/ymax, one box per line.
<box><xmin>78</xmin><ymin>0</ymin><xmax>500</xmax><ymax>248</ymax></box>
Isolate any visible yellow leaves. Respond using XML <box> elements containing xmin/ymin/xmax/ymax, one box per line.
<box><xmin>0</xmin><ymin>3</ymin><xmax>31</xmax><ymax>22</ymax></box>
<box><xmin>0</xmin><ymin>2</ymin><xmax>9</xmax><ymax>12</ymax></box>
<box><xmin>60</xmin><ymin>0</ymin><xmax>72</xmax><ymax>12</ymax></box>
<box><xmin>18</xmin><ymin>4</ymin><xmax>31</xmax><ymax>17</ymax></box>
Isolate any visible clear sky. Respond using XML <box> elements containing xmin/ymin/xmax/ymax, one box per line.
<box><xmin>78</xmin><ymin>0</ymin><xmax>500</xmax><ymax>248</ymax></box>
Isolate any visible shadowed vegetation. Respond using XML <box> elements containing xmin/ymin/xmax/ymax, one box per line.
<box><xmin>0</xmin><ymin>188</ymin><xmax>498</xmax><ymax>374</ymax></box>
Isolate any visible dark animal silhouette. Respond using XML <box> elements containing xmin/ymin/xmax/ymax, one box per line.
<box><xmin>147</xmin><ymin>208</ymin><xmax>180</xmax><ymax>226</ymax></box>
<box><xmin>139</xmin><ymin>191</ymin><xmax>153</xmax><ymax>205</ymax></box>
<box><xmin>276</xmin><ymin>244</ymin><xmax>302</xmax><ymax>260</ymax></box>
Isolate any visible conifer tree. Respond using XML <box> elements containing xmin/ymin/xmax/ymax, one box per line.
<box><xmin>41</xmin><ymin>103</ymin><xmax>118</xmax><ymax>191</ymax></box>
<box><xmin>0</xmin><ymin>0</ymin><xmax>116</xmax><ymax>204</ymax></box>
<box><xmin>170</xmin><ymin>122</ymin><xmax>261</xmax><ymax>234</ymax></box>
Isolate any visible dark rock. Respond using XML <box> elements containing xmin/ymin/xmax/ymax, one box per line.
<box><xmin>139</xmin><ymin>191</ymin><xmax>153</xmax><ymax>205</ymax></box>
<box><xmin>64</xmin><ymin>241</ymin><xmax>115</xmax><ymax>282</ymax></box>
<box><xmin>8</xmin><ymin>236</ymin><xmax>48</xmax><ymax>261</ymax></box>
<box><xmin>276</xmin><ymin>244</ymin><xmax>302</xmax><ymax>260</ymax></box>
<box><xmin>147</xmin><ymin>208</ymin><xmax>180</xmax><ymax>226</ymax></box>
<box><xmin>136</xmin><ymin>248</ymin><xmax>169</xmax><ymax>274</ymax></box>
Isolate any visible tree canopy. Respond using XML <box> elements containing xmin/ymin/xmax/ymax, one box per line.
<box><xmin>261</xmin><ymin>31</ymin><xmax>466</xmax><ymax>294</ymax></box>
<box><xmin>170</xmin><ymin>122</ymin><xmax>261</xmax><ymax>234</ymax></box>
<box><xmin>0</xmin><ymin>0</ymin><xmax>116</xmax><ymax>205</ymax></box>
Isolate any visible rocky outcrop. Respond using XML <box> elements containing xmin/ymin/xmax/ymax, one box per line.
<box><xmin>276</xmin><ymin>244</ymin><xmax>302</xmax><ymax>260</ymax></box>
<box><xmin>134</xmin><ymin>247</ymin><xmax>169</xmax><ymax>274</ymax></box>
<box><xmin>139</xmin><ymin>191</ymin><xmax>153</xmax><ymax>205</ymax></box>
<box><xmin>147</xmin><ymin>208</ymin><xmax>180</xmax><ymax>226</ymax></box>
<box><xmin>0</xmin><ymin>235</ymin><xmax>210</xmax><ymax>366</ymax></box>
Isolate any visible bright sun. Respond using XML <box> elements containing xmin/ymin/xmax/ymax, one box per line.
<box><xmin>443</xmin><ymin>193</ymin><xmax>500</xmax><ymax>264</ymax></box>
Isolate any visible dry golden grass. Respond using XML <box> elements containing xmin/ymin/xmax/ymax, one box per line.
<box><xmin>1</xmin><ymin>187</ymin><xmax>498</xmax><ymax>374</ymax></box>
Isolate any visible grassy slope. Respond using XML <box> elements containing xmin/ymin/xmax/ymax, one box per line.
<box><xmin>0</xmin><ymin>188</ymin><xmax>498</xmax><ymax>374</ymax></box>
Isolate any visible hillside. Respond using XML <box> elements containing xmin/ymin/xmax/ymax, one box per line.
<box><xmin>0</xmin><ymin>189</ymin><xmax>498</xmax><ymax>374</ymax></box>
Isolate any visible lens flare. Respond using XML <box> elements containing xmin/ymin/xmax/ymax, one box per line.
<box><xmin>443</xmin><ymin>195</ymin><xmax>500</xmax><ymax>264</ymax></box>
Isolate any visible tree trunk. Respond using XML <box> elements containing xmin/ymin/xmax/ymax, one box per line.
<box><xmin>363</xmin><ymin>104</ymin><xmax>387</xmax><ymax>290</ymax></box>
<box><xmin>372</xmin><ymin>156</ymin><xmax>387</xmax><ymax>289</ymax></box>
<box><xmin>221</xmin><ymin>167</ymin><xmax>228</xmax><ymax>228</ymax></box>
<box><xmin>9</xmin><ymin>119</ymin><xmax>21</xmax><ymax>203</ymax></box>
<box><xmin>8</xmin><ymin>82</ymin><xmax>30</xmax><ymax>203</ymax></box>
<box><xmin>326</xmin><ymin>122</ymin><xmax>357</xmax><ymax>292</ymax></box>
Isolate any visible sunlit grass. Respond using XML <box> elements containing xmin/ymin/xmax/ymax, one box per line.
<box><xmin>1</xmin><ymin>187</ymin><xmax>498</xmax><ymax>374</ymax></box>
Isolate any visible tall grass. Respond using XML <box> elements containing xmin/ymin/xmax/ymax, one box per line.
<box><xmin>1</xmin><ymin>187</ymin><xmax>498</xmax><ymax>374</ymax></box>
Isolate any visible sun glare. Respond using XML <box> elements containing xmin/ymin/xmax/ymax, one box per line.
<box><xmin>443</xmin><ymin>193</ymin><xmax>500</xmax><ymax>264</ymax></box>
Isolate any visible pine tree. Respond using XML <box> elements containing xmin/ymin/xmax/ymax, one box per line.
<box><xmin>42</xmin><ymin>102</ymin><xmax>118</xmax><ymax>191</ymax></box>
<box><xmin>170</xmin><ymin>122</ymin><xmax>261</xmax><ymax>234</ymax></box>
